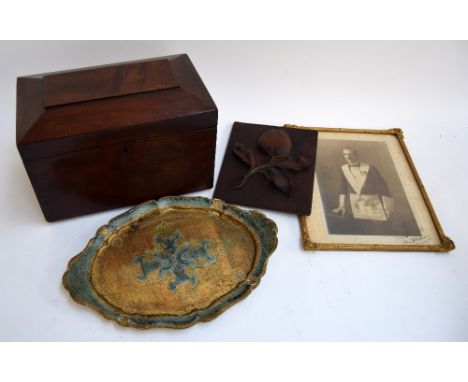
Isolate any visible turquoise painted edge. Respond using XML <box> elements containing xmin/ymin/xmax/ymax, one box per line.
<box><xmin>63</xmin><ymin>196</ymin><xmax>278</xmax><ymax>328</ymax></box>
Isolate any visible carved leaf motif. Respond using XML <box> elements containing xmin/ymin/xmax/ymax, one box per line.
<box><xmin>274</xmin><ymin>155</ymin><xmax>314</xmax><ymax>171</ymax></box>
<box><xmin>233</xmin><ymin>141</ymin><xmax>255</xmax><ymax>168</ymax></box>
<box><xmin>263</xmin><ymin>167</ymin><xmax>292</xmax><ymax>196</ymax></box>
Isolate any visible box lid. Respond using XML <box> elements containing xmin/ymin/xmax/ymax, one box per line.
<box><xmin>17</xmin><ymin>54</ymin><xmax>217</xmax><ymax>161</ymax></box>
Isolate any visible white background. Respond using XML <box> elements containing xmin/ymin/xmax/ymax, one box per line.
<box><xmin>0</xmin><ymin>41</ymin><xmax>467</xmax><ymax>341</ymax></box>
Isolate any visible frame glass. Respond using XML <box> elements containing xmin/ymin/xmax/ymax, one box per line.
<box><xmin>285</xmin><ymin>125</ymin><xmax>454</xmax><ymax>252</ymax></box>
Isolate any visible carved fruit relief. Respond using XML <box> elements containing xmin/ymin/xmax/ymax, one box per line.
<box><xmin>233</xmin><ymin>128</ymin><xmax>314</xmax><ymax>196</ymax></box>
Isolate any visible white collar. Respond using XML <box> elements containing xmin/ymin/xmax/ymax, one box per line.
<box><xmin>341</xmin><ymin>162</ymin><xmax>370</xmax><ymax>194</ymax></box>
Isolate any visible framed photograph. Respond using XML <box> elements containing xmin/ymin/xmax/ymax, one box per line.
<box><xmin>285</xmin><ymin>125</ymin><xmax>454</xmax><ymax>252</ymax></box>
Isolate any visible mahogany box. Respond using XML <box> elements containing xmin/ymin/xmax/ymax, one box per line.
<box><xmin>16</xmin><ymin>54</ymin><xmax>217</xmax><ymax>221</ymax></box>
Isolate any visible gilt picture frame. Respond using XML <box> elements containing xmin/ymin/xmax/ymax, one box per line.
<box><xmin>285</xmin><ymin>125</ymin><xmax>454</xmax><ymax>252</ymax></box>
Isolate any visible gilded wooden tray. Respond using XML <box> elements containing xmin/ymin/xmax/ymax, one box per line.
<box><xmin>63</xmin><ymin>196</ymin><xmax>278</xmax><ymax>329</ymax></box>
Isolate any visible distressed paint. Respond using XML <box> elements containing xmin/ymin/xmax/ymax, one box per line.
<box><xmin>132</xmin><ymin>232</ymin><xmax>216</xmax><ymax>290</ymax></box>
<box><xmin>63</xmin><ymin>196</ymin><xmax>278</xmax><ymax>329</ymax></box>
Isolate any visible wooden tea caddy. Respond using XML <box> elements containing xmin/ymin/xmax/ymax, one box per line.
<box><xmin>16</xmin><ymin>54</ymin><xmax>217</xmax><ymax>221</ymax></box>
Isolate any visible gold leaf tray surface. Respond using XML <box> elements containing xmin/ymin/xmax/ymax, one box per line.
<box><xmin>63</xmin><ymin>196</ymin><xmax>278</xmax><ymax>329</ymax></box>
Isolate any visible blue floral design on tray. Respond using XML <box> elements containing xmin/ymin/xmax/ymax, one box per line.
<box><xmin>132</xmin><ymin>231</ymin><xmax>216</xmax><ymax>291</ymax></box>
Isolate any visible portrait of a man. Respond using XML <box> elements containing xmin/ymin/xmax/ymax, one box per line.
<box><xmin>315</xmin><ymin>139</ymin><xmax>420</xmax><ymax>236</ymax></box>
